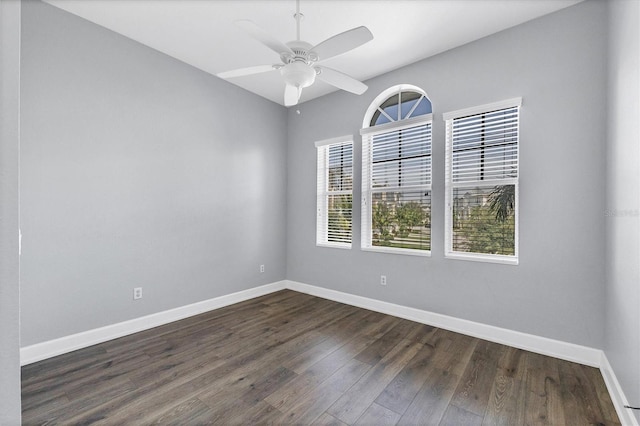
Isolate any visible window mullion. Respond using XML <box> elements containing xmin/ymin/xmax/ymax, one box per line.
<box><xmin>404</xmin><ymin>94</ymin><xmax>424</xmax><ymax>120</ymax></box>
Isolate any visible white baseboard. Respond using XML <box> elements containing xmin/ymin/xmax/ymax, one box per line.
<box><xmin>20</xmin><ymin>281</ymin><xmax>286</xmax><ymax>366</ymax></box>
<box><xmin>20</xmin><ymin>279</ymin><xmax>636</xmax><ymax>425</ymax></box>
<box><xmin>600</xmin><ymin>352</ymin><xmax>640</xmax><ymax>426</ymax></box>
<box><xmin>19</xmin><ymin>278</ymin><xmax>604</xmax><ymax>367</ymax></box>
<box><xmin>284</xmin><ymin>280</ymin><xmax>602</xmax><ymax>366</ymax></box>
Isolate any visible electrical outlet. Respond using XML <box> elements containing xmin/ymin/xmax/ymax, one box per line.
<box><xmin>133</xmin><ymin>287</ymin><xmax>143</xmax><ymax>300</ymax></box>
<box><xmin>380</xmin><ymin>275</ymin><xmax>387</xmax><ymax>286</ymax></box>
<box><xmin>260</xmin><ymin>264</ymin><xmax>265</xmax><ymax>273</ymax></box>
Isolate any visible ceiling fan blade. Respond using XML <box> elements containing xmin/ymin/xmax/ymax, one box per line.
<box><xmin>235</xmin><ymin>20</ymin><xmax>294</xmax><ymax>56</ymax></box>
<box><xmin>217</xmin><ymin>64</ymin><xmax>277</xmax><ymax>79</ymax></box>
<box><xmin>311</xmin><ymin>26</ymin><xmax>373</xmax><ymax>62</ymax></box>
<box><xmin>316</xmin><ymin>66</ymin><xmax>368</xmax><ymax>95</ymax></box>
<box><xmin>284</xmin><ymin>84</ymin><xmax>301</xmax><ymax>107</ymax></box>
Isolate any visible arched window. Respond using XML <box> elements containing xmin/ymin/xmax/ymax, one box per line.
<box><xmin>361</xmin><ymin>85</ymin><xmax>433</xmax><ymax>255</ymax></box>
<box><xmin>364</xmin><ymin>85</ymin><xmax>432</xmax><ymax>128</ymax></box>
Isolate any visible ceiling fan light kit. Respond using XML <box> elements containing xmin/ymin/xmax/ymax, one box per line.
<box><xmin>217</xmin><ymin>0</ymin><xmax>373</xmax><ymax>107</ymax></box>
<box><xmin>281</xmin><ymin>61</ymin><xmax>316</xmax><ymax>89</ymax></box>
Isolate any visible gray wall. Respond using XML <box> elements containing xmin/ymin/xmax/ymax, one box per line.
<box><xmin>20</xmin><ymin>0</ymin><xmax>288</xmax><ymax>346</ymax></box>
<box><xmin>0</xmin><ymin>0</ymin><xmax>22</xmax><ymax>422</ymax></box>
<box><xmin>605</xmin><ymin>0</ymin><xmax>640</xmax><ymax>420</ymax></box>
<box><xmin>287</xmin><ymin>0</ymin><xmax>607</xmax><ymax>348</ymax></box>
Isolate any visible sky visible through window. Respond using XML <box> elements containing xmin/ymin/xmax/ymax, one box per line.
<box><xmin>370</xmin><ymin>92</ymin><xmax>432</xmax><ymax>127</ymax></box>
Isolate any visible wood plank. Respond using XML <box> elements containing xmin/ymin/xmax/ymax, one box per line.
<box><xmin>192</xmin><ymin>367</ymin><xmax>297</xmax><ymax>424</ymax></box>
<box><xmin>21</xmin><ymin>344</ymin><xmax>107</xmax><ymax>380</ymax></box>
<box><xmin>273</xmin><ymin>358</ymin><xmax>370</xmax><ymax>424</ymax></box>
<box><xmin>26</xmin><ymin>376</ymin><xmax>139</xmax><ymax>424</ymax></box>
<box><xmin>312</xmin><ymin>412</ymin><xmax>348</xmax><ymax>426</ymax></box>
<box><xmin>397</xmin><ymin>366</ymin><xmax>463</xmax><ymax>425</ymax></box>
<box><xmin>225</xmin><ymin>400</ymin><xmax>284</xmax><ymax>425</ymax></box>
<box><xmin>147</xmin><ymin>397</ymin><xmax>214</xmax><ymax>425</ymax></box>
<box><xmin>374</xmin><ymin>337</ymin><xmax>436</xmax><ymax>415</ymax></box>
<box><xmin>100</xmin><ymin>297</ymin><xmax>272</xmax><ymax>353</ymax></box>
<box><xmin>448</xmin><ymin>339</ymin><xmax>504</xmax><ymax>417</ymax></box>
<box><xmin>282</xmin><ymin>307</ymin><xmax>371</xmax><ymax>373</ymax></box>
<box><xmin>481</xmin><ymin>346</ymin><xmax>528</xmax><ymax>426</ymax></box>
<box><xmin>239</xmin><ymin>366</ymin><xmax>298</xmax><ymax>404</ymax></box>
<box><xmin>355</xmin><ymin>402</ymin><xmax>402</xmax><ymax>425</ymax></box>
<box><xmin>327</xmin><ymin>339</ymin><xmax>424</xmax><ymax>424</ymax></box>
<box><xmin>440</xmin><ymin>404</ymin><xmax>484</xmax><ymax>426</ymax></box>
<box><xmin>22</xmin><ymin>346</ymin><xmax>150</xmax><ymax>398</ymax></box>
<box><xmin>275</xmin><ymin>381</ymin><xmax>345</xmax><ymax>424</ymax></box>
<box><xmin>57</xmin><ymin>361</ymin><xmax>226</xmax><ymax>424</ymax></box>
<box><xmin>556</xmin><ymin>358</ymin><xmax>614</xmax><ymax>426</ymax></box>
<box><xmin>397</xmin><ymin>333</ymin><xmax>478</xmax><ymax>425</ymax></box>
<box><xmin>582</xmin><ymin>364</ymin><xmax>621</xmax><ymax>425</ymax></box>
<box><xmin>18</xmin><ymin>390</ymin><xmax>70</xmax><ymax>421</ymax></box>
<box><xmin>267</xmin><ymin>356</ymin><xmax>371</xmax><ymax>413</ymax></box>
<box><xmin>320</xmin><ymin>358</ymin><xmax>373</xmax><ymax>393</ymax></box>
<box><xmin>264</xmin><ymin>335</ymin><xmax>373</xmax><ymax>411</ymax></box>
<box><xmin>355</xmin><ymin>319</ymin><xmax>422</xmax><ymax>365</ymax></box>
<box><xmin>523</xmin><ymin>351</ymin><xmax>566</xmax><ymax>426</ymax></box>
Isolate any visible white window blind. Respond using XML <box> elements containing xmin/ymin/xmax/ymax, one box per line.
<box><xmin>361</xmin><ymin>118</ymin><xmax>432</xmax><ymax>254</ymax></box>
<box><xmin>444</xmin><ymin>98</ymin><xmax>521</xmax><ymax>263</ymax></box>
<box><xmin>316</xmin><ymin>137</ymin><xmax>353</xmax><ymax>248</ymax></box>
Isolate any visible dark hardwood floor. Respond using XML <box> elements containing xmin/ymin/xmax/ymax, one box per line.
<box><xmin>22</xmin><ymin>290</ymin><xmax>620</xmax><ymax>425</ymax></box>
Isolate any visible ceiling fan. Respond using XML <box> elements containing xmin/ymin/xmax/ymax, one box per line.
<box><xmin>217</xmin><ymin>0</ymin><xmax>373</xmax><ymax>107</ymax></box>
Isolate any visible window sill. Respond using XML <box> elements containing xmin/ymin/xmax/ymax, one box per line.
<box><xmin>445</xmin><ymin>252</ymin><xmax>518</xmax><ymax>265</ymax></box>
<box><xmin>362</xmin><ymin>246</ymin><xmax>431</xmax><ymax>257</ymax></box>
<box><xmin>317</xmin><ymin>243</ymin><xmax>352</xmax><ymax>250</ymax></box>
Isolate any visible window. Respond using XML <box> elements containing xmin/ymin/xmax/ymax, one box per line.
<box><xmin>444</xmin><ymin>98</ymin><xmax>521</xmax><ymax>264</ymax></box>
<box><xmin>361</xmin><ymin>85</ymin><xmax>432</xmax><ymax>255</ymax></box>
<box><xmin>316</xmin><ymin>136</ymin><xmax>353</xmax><ymax>248</ymax></box>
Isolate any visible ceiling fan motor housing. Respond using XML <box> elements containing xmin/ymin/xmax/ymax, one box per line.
<box><xmin>281</xmin><ymin>40</ymin><xmax>318</xmax><ymax>63</ymax></box>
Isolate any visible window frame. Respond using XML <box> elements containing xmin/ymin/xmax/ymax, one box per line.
<box><xmin>315</xmin><ymin>135</ymin><xmax>354</xmax><ymax>249</ymax></box>
<box><xmin>443</xmin><ymin>98</ymin><xmax>521</xmax><ymax>265</ymax></box>
<box><xmin>361</xmin><ymin>86</ymin><xmax>433</xmax><ymax>257</ymax></box>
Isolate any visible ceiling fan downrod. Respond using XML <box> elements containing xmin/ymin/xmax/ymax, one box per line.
<box><xmin>294</xmin><ymin>0</ymin><xmax>303</xmax><ymax>42</ymax></box>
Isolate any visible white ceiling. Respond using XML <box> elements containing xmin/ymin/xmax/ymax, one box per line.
<box><xmin>44</xmin><ymin>0</ymin><xmax>581</xmax><ymax>106</ymax></box>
